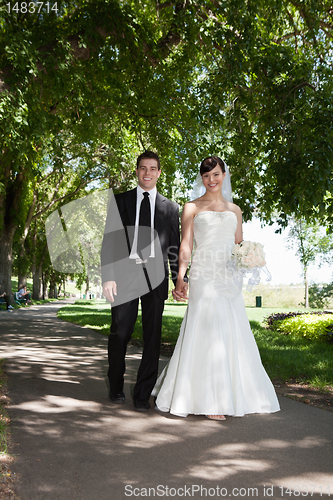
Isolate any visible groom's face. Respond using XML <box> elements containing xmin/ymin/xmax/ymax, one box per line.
<box><xmin>136</xmin><ymin>159</ymin><xmax>161</xmax><ymax>191</ymax></box>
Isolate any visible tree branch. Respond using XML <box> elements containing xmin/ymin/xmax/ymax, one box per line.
<box><xmin>32</xmin><ymin>180</ymin><xmax>89</xmax><ymax>220</ymax></box>
<box><xmin>156</xmin><ymin>1</ymin><xmax>175</xmax><ymax>11</ymax></box>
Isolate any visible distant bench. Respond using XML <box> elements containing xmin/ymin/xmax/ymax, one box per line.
<box><xmin>14</xmin><ymin>292</ymin><xmax>27</xmax><ymax>305</ymax></box>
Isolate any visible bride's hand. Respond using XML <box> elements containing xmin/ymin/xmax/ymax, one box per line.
<box><xmin>172</xmin><ymin>279</ymin><xmax>188</xmax><ymax>302</ymax></box>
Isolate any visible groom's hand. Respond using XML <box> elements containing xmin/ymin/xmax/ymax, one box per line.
<box><xmin>172</xmin><ymin>289</ymin><xmax>186</xmax><ymax>302</ymax></box>
<box><xmin>172</xmin><ymin>280</ymin><xmax>188</xmax><ymax>302</ymax></box>
<box><xmin>103</xmin><ymin>281</ymin><xmax>117</xmax><ymax>303</ymax></box>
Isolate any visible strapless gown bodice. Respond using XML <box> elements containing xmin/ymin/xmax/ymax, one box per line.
<box><xmin>192</xmin><ymin>210</ymin><xmax>237</xmax><ymax>251</ymax></box>
<box><xmin>152</xmin><ymin>211</ymin><xmax>280</xmax><ymax>417</ymax></box>
<box><xmin>190</xmin><ymin>211</ymin><xmax>241</xmax><ymax>298</ymax></box>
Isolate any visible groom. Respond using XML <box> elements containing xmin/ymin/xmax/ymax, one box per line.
<box><xmin>101</xmin><ymin>151</ymin><xmax>181</xmax><ymax>411</ymax></box>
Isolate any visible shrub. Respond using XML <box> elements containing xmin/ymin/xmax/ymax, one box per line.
<box><xmin>265</xmin><ymin>311</ymin><xmax>303</xmax><ymax>327</ymax></box>
<box><xmin>309</xmin><ymin>282</ymin><xmax>333</xmax><ymax>308</ymax></box>
<box><xmin>270</xmin><ymin>313</ymin><xmax>333</xmax><ymax>342</ymax></box>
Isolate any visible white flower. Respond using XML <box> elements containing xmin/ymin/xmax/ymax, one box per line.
<box><xmin>231</xmin><ymin>241</ymin><xmax>266</xmax><ymax>270</ymax></box>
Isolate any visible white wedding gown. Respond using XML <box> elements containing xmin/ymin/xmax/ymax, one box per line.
<box><xmin>152</xmin><ymin>211</ymin><xmax>280</xmax><ymax>417</ymax></box>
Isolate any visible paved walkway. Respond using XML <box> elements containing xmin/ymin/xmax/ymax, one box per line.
<box><xmin>0</xmin><ymin>302</ymin><xmax>332</xmax><ymax>500</ymax></box>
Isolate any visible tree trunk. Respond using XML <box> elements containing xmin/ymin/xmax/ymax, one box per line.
<box><xmin>0</xmin><ymin>230</ymin><xmax>15</xmax><ymax>304</ymax></box>
<box><xmin>48</xmin><ymin>281</ymin><xmax>55</xmax><ymax>298</ymax></box>
<box><xmin>31</xmin><ymin>226</ymin><xmax>45</xmax><ymax>300</ymax></box>
<box><xmin>43</xmin><ymin>278</ymin><xmax>49</xmax><ymax>299</ymax></box>
<box><xmin>17</xmin><ymin>239</ymin><xmax>29</xmax><ymax>292</ymax></box>
<box><xmin>18</xmin><ymin>274</ymin><xmax>27</xmax><ymax>291</ymax></box>
<box><xmin>32</xmin><ymin>268</ymin><xmax>43</xmax><ymax>300</ymax></box>
<box><xmin>304</xmin><ymin>267</ymin><xmax>309</xmax><ymax>308</ymax></box>
<box><xmin>48</xmin><ymin>272</ymin><xmax>58</xmax><ymax>298</ymax></box>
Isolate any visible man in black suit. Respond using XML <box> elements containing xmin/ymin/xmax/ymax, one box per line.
<box><xmin>101</xmin><ymin>151</ymin><xmax>180</xmax><ymax>411</ymax></box>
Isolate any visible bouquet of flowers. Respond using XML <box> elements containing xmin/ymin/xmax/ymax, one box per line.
<box><xmin>228</xmin><ymin>240</ymin><xmax>271</xmax><ymax>290</ymax></box>
<box><xmin>231</xmin><ymin>241</ymin><xmax>266</xmax><ymax>270</ymax></box>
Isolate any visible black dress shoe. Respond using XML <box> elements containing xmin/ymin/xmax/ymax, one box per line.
<box><xmin>109</xmin><ymin>391</ymin><xmax>125</xmax><ymax>404</ymax></box>
<box><xmin>133</xmin><ymin>399</ymin><xmax>151</xmax><ymax>412</ymax></box>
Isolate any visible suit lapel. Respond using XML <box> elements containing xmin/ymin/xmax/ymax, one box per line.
<box><xmin>154</xmin><ymin>192</ymin><xmax>166</xmax><ymax>236</ymax></box>
<box><xmin>120</xmin><ymin>188</ymin><xmax>136</xmax><ymax>250</ymax></box>
<box><xmin>125</xmin><ymin>188</ymin><xmax>137</xmax><ymax>227</ymax></box>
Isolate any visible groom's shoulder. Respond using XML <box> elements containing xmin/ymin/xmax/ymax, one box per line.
<box><xmin>114</xmin><ymin>187</ymin><xmax>136</xmax><ymax>202</ymax></box>
<box><xmin>157</xmin><ymin>192</ymin><xmax>179</xmax><ymax>211</ymax></box>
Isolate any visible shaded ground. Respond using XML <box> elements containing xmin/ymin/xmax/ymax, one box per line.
<box><xmin>273</xmin><ymin>381</ymin><xmax>333</xmax><ymax>413</ymax></box>
<box><xmin>1</xmin><ymin>347</ymin><xmax>330</xmax><ymax>500</ymax></box>
<box><xmin>0</xmin><ymin>455</ymin><xmax>17</xmax><ymax>500</ymax></box>
<box><xmin>1</xmin><ymin>303</ymin><xmax>333</xmax><ymax>500</ymax></box>
<box><xmin>0</xmin><ymin>373</ymin><xmax>19</xmax><ymax>500</ymax></box>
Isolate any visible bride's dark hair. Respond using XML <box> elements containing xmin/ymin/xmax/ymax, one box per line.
<box><xmin>200</xmin><ymin>156</ymin><xmax>226</xmax><ymax>175</ymax></box>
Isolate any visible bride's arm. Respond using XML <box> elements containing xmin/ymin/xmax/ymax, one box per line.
<box><xmin>178</xmin><ymin>203</ymin><xmax>195</xmax><ymax>278</ymax></box>
<box><xmin>173</xmin><ymin>203</ymin><xmax>195</xmax><ymax>300</ymax></box>
<box><xmin>234</xmin><ymin>205</ymin><xmax>243</xmax><ymax>244</ymax></box>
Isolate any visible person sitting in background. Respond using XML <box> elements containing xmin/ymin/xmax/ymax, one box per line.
<box><xmin>18</xmin><ymin>285</ymin><xmax>32</xmax><ymax>304</ymax></box>
<box><xmin>0</xmin><ymin>284</ymin><xmax>14</xmax><ymax>310</ymax></box>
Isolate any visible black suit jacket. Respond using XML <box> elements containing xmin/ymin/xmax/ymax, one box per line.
<box><xmin>101</xmin><ymin>188</ymin><xmax>180</xmax><ymax>301</ymax></box>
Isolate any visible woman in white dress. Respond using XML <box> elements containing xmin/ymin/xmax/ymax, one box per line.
<box><xmin>152</xmin><ymin>156</ymin><xmax>280</xmax><ymax>420</ymax></box>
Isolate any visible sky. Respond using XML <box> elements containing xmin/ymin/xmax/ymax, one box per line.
<box><xmin>242</xmin><ymin>218</ymin><xmax>333</xmax><ymax>286</ymax></box>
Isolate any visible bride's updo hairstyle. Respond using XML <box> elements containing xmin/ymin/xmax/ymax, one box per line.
<box><xmin>200</xmin><ymin>156</ymin><xmax>226</xmax><ymax>175</ymax></box>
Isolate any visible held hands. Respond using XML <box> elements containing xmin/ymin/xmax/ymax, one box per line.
<box><xmin>103</xmin><ymin>281</ymin><xmax>117</xmax><ymax>303</ymax></box>
<box><xmin>103</xmin><ymin>279</ymin><xmax>188</xmax><ymax>303</ymax></box>
<box><xmin>172</xmin><ymin>278</ymin><xmax>188</xmax><ymax>302</ymax></box>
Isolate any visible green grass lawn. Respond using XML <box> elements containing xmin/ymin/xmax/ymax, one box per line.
<box><xmin>57</xmin><ymin>300</ymin><xmax>333</xmax><ymax>389</ymax></box>
<box><xmin>56</xmin><ymin>300</ymin><xmax>188</xmax><ymax>343</ymax></box>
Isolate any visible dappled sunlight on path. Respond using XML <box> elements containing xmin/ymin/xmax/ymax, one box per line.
<box><xmin>0</xmin><ymin>302</ymin><xmax>332</xmax><ymax>499</ymax></box>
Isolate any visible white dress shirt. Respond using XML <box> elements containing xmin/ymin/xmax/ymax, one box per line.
<box><xmin>130</xmin><ymin>185</ymin><xmax>156</xmax><ymax>259</ymax></box>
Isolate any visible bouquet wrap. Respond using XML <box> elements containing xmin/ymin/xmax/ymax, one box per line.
<box><xmin>227</xmin><ymin>240</ymin><xmax>271</xmax><ymax>291</ymax></box>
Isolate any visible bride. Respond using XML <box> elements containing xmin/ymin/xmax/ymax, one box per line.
<box><xmin>152</xmin><ymin>156</ymin><xmax>280</xmax><ymax>420</ymax></box>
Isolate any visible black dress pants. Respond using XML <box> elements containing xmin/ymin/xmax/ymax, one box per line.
<box><xmin>108</xmin><ymin>287</ymin><xmax>165</xmax><ymax>402</ymax></box>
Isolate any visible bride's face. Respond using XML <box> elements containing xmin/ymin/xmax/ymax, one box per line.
<box><xmin>201</xmin><ymin>165</ymin><xmax>226</xmax><ymax>193</ymax></box>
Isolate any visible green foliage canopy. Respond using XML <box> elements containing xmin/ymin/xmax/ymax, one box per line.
<box><xmin>1</xmin><ymin>0</ymin><xmax>333</xmax><ymax>292</ymax></box>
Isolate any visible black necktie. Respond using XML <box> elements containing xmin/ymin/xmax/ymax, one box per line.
<box><xmin>137</xmin><ymin>192</ymin><xmax>151</xmax><ymax>260</ymax></box>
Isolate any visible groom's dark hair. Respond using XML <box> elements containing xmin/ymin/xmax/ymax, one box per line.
<box><xmin>200</xmin><ymin>156</ymin><xmax>226</xmax><ymax>175</ymax></box>
<box><xmin>136</xmin><ymin>151</ymin><xmax>161</xmax><ymax>170</ymax></box>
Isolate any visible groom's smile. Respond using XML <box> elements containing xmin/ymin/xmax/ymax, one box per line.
<box><xmin>136</xmin><ymin>159</ymin><xmax>161</xmax><ymax>191</ymax></box>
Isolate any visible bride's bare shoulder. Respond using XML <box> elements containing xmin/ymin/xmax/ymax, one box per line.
<box><xmin>182</xmin><ymin>200</ymin><xmax>204</xmax><ymax>221</ymax></box>
<box><xmin>183</xmin><ymin>201</ymin><xmax>198</xmax><ymax>214</ymax></box>
<box><xmin>225</xmin><ymin>200</ymin><xmax>242</xmax><ymax>215</ymax></box>
<box><xmin>187</xmin><ymin>197</ymin><xmax>207</xmax><ymax>208</ymax></box>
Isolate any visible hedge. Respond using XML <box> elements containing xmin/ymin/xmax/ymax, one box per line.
<box><xmin>269</xmin><ymin>313</ymin><xmax>333</xmax><ymax>342</ymax></box>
